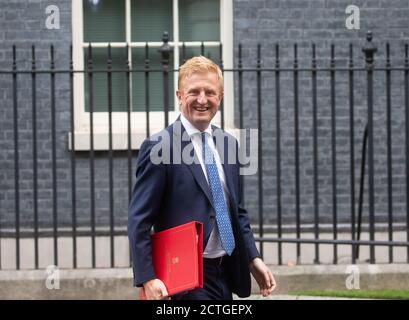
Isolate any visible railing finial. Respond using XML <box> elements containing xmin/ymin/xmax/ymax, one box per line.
<box><xmin>362</xmin><ymin>30</ymin><xmax>377</xmax><ymax>66</ymax></box>
<box><xmin>366</xmin><ymin>30</ymin><xmax>373</xmax><ymax>42</ymax></box>
<box><xmin>159</xmin><ymin>30</ymin><xmax>172</xmax><ymax>66</ymax></box>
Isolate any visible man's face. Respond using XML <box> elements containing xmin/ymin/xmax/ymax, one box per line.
<box><xmin>176</xmin><ymin>72</ymin><xmax>223</xmax><ymax>131</ymax></box>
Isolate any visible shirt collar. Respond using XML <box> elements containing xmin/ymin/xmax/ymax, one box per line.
<box><xmin>180</xmin><ymin>113</ymin><xmax>212</xmax><ymax>138</ymax></box>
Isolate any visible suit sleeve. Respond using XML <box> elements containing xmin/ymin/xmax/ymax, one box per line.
<box><xmin>128</xmin><ymin>138</ymin><xmax>166</xmax><ymax>287</ymax></box>
<box><xmin>235</xmin><ymin>141</ymin><xmax>261</xmax><ymax>262</ymax></box>
<box><xmin>237</xmin><ymin>173</ymin><xmax>261</xmax><ymax>262</ymax></box>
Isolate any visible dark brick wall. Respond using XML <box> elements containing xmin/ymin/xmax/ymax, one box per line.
<box><xmin>0</xmin><ymin>0</ymin><xmax>134</xmax><ymax>230</ymax></box>
<box><xmin>234</xmin><ymin>0</ymin><xmax>409</xmax><ymax>225</ymax></box>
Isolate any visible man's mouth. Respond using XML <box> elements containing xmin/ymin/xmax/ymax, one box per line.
<box><xmin>194</xmin><ymin>106</ymin><xmax>210</xmax><ymax>112</ymax></box>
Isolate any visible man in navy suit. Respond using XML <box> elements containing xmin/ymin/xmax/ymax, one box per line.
<box><xmin>128</xmin><ymin>56</ymin><xmax>276</xmax><ymax>300</ymax></box>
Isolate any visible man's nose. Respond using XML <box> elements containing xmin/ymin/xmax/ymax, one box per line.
<box><xmin>197</xmin><ymin>91</ymin><xmax>207</xmax><ymax>104</ymax></box>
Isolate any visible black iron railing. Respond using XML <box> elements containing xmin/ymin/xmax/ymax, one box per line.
<box><xmin>1</xmin><ymin>31</ymin><xmax>409</xmax><ymax>270</ymax></box>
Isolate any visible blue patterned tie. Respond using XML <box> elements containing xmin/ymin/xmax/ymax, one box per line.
<box><xmin>201</xmin><ymin>132</ymin><xmax>235</xmax><ymax>256</ymax></box>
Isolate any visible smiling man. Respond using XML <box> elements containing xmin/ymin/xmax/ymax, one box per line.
<box><xmin>128</xmin><ymin>56</ymin><xmax>276</xmax><ymax>300</ymax></box>
<box><xmin>176</xmin><ymin>61</ymin><xmax>222</xmax><ymax>132</ymax></box>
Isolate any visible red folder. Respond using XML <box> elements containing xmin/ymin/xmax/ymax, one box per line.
<box><xmin>140</xmin><ymin>221</ymin><xmax>203</xmax><ymax>299</ymax></box>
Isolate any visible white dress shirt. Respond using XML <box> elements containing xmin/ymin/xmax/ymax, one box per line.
<box><xmin>180</xmin><ymin>114</ymin><xmax>231</xmax><ymax>258</ymax></box>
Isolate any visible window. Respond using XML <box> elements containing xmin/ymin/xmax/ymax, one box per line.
<box><xmin>71</xmin><ymin>0</ymin><xmax>233</xmax><ymax>150</ymax></box>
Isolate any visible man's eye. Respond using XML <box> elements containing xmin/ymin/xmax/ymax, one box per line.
<box><xmin>186</xmin><ymin>90</ymin><xmax>217</xmax><ymax>97</ymax></box>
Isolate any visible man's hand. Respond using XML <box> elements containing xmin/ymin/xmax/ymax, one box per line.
<box><xmin>142</xmin><ymin>279</ymin><xmax>170</xmax><ymax>300</ymax></box>
<box><xmin>249</xmin><ymin>257</ymin><xmax>277</xmax><ymax>297</ymax></box>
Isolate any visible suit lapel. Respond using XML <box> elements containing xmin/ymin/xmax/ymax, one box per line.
<box><xmin>172</xmin><ymin>120</ymin><xmax>214</xmax><ymax>209</ymax></box>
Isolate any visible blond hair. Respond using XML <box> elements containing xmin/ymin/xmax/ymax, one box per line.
<box><xmin>178</xmin><ymin>56</ymin><xmax>224</xmax><ymax>91</ymax></box>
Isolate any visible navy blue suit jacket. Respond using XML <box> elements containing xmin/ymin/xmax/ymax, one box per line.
<box><xmin>128</xmin><ymin>119</ymin><xmax>260</xmax><ymax>298</ymax></box>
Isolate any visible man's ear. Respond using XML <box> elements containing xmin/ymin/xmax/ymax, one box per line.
<box><xmin>176</xmin><ymin>89</ymin><xmax>182</xmax><ymax>101</ymax></box>
<box><xmin>176</xmin><ymin>90</ymin><xmax>183</xmax><ymax>110</ymax></box>
<box><xmin>219</xmin><ymin>91</ymin><xmax>224</xmax><ymax>101</ymax></box>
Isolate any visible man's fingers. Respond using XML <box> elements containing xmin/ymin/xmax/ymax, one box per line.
<box><xmin>262</xmin><ymin>270</ymin><xmax>276</xmax><ymax>297</ymax></box>
<box><xmin>257</xmin><ymin>271</ymin><xmax>271</xmax><ymax>292</ymax></box>
<box><xmin>262</xmin><ymin>288</ymin><xmax>268</xmax><ymax>297</ymax></box>
<box><xmin>152</xmin><ymin>289</ymin><xmax>164</xmax><ymax>300</ymax></box>
<box><xmin>267</xmin><ymin>270</ymin><xmax>274</xmax><ymax>288</ymax></box>
<box><xmin>260</xmin><ymin>283</ymin><xmax>274</xmax><ymax>297</ymax></box>
<box><xmin>144</xmin><ymin>279</ymin><xmax>168</xmax><ymax>300</ymax></box>
<box><xmin>159</xmin><ymin>282</ymin><xmax>170</xmax><ymax>300</ymax></box>
<box><xmin>262</xmin><ymin>269</ymin><xmax>272</xmax><ymax>289</ymax></box>
<box><xmin>160</xmin><ymin>284</ymin><xmax>169</xmax><ymax>299</ymax></box>
<box><xmin>264</xmin><ymin>268</ymin><xmax>276</xmax><ymax>289</ymax></box>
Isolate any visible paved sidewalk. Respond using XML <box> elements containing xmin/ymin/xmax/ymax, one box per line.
<box><xmin>1</xmin><ymin>264</ymin><xmax>408</xmax><ymax>299</ymax></box>
<box><xmin>235</xmin><ymin>294</ymin><xmax>368</xmax><ymax>300</ymax></box>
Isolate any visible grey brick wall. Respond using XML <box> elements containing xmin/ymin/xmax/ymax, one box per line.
<box><xmin>0</xmin><ymin>0</ymin><xmax>133</xmax><ymax>230</ymax></box>
<box><xmin>0</xmin><ymin>0</ymin><xmax>408</xmax><ymax>233</ymax></box>
<box><xmin>234</xmin><ymin>0</ymin><xmax>409</xmax><ymax>225</ymax></box>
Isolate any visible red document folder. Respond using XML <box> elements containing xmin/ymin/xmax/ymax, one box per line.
<box><xmin>140</xmin><ymin>221</ymin><xmax>203</xmax><ymax>299</ymax></box>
